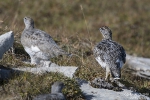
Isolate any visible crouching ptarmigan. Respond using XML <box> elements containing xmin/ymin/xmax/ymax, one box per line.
<box><xmin>33</xmin><ymin>81</ymin><xmax>66</xmax><ymax>100</ymax></box>
<box><xmin>21</xmin><ymin>17</ymin><xmax>69</xmax><ymax>65</ymax></box>
<box><xmin>93</xmin><ymin>26</ymin><xmax>126</xmax><ymax>81</ymax></box>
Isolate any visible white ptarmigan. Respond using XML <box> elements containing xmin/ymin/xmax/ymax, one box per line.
<box><xmin>33</xmin><ymin>81</ymin><xmax>66</xmax><ymax>100</ymax></box>
<box><xmin>93</xmin><ymin>26</ymin><xmax>126</xmax><ymax>81</ymax></box>
<box><xmin>21</xmin><ymin>17</ymin><xmax>69</xmax><ymax>65</ymax></box>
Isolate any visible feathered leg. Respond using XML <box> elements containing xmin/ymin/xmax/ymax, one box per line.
<box><xmin>105</xmin><ymin>66</ymin><xmax>111</xmax><ymax>81</ymax></box>
<box><xmin>30</xmin><ymin>56</ymin><xmax>40</xmax><ymax>65</ymax></box>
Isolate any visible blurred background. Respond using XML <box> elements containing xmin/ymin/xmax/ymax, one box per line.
<box><xmin>0</xmin><ymin>0</ymin><xmax>150</xmax><ymax>57</ymax></box>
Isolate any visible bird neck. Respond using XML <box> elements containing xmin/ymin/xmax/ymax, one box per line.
<box><xmin>103</xmin><ymin>37</ymin><xmax>112</xmax><ymax>40</ymax></box>
<box><xmin>25</xmin><ymin>24</ymin><xmax>34</xmax><ymax>30</ymax></box>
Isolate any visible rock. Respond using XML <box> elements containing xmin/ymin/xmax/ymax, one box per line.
<box><xmin>91</xmin><ymin>77</ymin><xmax>114</xmax><ymax>90</ymax></box>
<box><xmin>76</xmin><ymin>78</ymin><xmax>150</xmax><ymax>100</ymax></box>
<box><xmin>126</xmin><ymin>54</ymin><xmax>150</xmax><ymax>79</ymax></box>
<box><xmin>0</xmin><ymin>64</ymin><xmax>77</xmax><ymax>80</ymax></box>
<box><xmin>0</xmin><ymin>31</ymin><xmax>14</xmax><ymax>59</ymax></box>
<box><xmin>13</xmin><ymin>63</ymin><xmax>78</xmax><ymax>78</ymax></box>
<box><xmin>91</xmin><ymin>77</ymin><xmax>124</xmax><ymax>91</ymax></box>
<box><xmin>0</xmin><ymin>31</ymin><xmax>14</xmax><ymax>80</ymax></box>
<box><xmin>33</xmin><ymin>81</ymin><xmax>66</xmax><ymax>100</ymax></box>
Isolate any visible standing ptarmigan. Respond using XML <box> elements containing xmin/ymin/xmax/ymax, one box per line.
<box><xmin>93</xmin><ymin>26</ymin><xmax>126</xmax><ymax>81</ymax></box>
<box><xmin>33</xmin><ymin>81</ymin><xmax>66</xmax><ymax>100</ymax></box>
<box><xmin>21</xmin><ymin>17</ymin><xmax>69</xmax><ymax>65</ymax></box>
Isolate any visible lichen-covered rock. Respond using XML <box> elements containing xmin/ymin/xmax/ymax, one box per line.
<box><xmin>91</xmin><ymin>77</ymin><xmax>123</xmax><ymax>91</ymax></box>
<box><xmin>91</xmin><ymin>77</ymin><xmax>114</xmax><ymax>90</ymax></box>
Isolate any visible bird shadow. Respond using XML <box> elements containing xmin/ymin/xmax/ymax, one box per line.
<box><xmin>0</xmin><ymin>65</ymin><xmax>29</xmax><ymax>86</ymax></box>
<box><xmin>83</xmin><ymin>93</ymin><xmax>96</xmax><ymax>100</ymax></box>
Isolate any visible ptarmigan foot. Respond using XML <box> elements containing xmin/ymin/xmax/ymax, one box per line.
<box><xmin>110</xmin><ymin>77</ymin><xmax>114</xmax><ymax>82</ymax></box>
<box><xmin>37</xmin><ymin>60</ymin><xmax>52</xmax><ymax>67</ymax></box>
<box><xmin>30</xmin><ymin>57</ymin><xmax>40</xmax><ymax>65</ymax></box>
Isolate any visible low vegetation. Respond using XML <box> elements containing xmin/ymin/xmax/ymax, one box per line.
<box><xmin>0</xmin><ymin>0</ymin><xmax>150</xmax><ymax>99</ymax></box>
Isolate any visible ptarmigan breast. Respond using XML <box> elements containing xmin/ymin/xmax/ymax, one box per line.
<box><xmin>94</xmin><ymin>39</ymin><xmax>126</xmax><ymax>68</ymax></box>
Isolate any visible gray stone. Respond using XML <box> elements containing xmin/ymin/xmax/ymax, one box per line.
<box><xmin>0</xmin><ymin>31</ymin><xmax>14</xmax><ymax>59</ymax></box>
<box><xmin>0</xmin><ymin>31</ymin><xmax>14</xmax><ymax>80</ymax></box>
<box><xmin>33</xmin><ymin>81</ymin><xmax>66</xmax><ymax>100</ymax></box>
<box><xmin>77</xmin><ymin>78</ymin><xmax>150</xmax><ymax>100</ymax></box>
<box><xmin>13</xmin><ymin>63</ymin><xmax>78</xmax><ymax>78</ymax></box>
<box><xmin>126</xmin><ymin>54</ymin><xmax>150</xmax><ymax>79</ymax></box>
<box><xmin>91</xmin><ymin>77</ymin><xmax>114</xmax><ymax>90</ymax></box>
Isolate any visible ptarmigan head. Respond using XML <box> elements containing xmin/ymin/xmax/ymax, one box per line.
<box><xmin>24</xmin><ymin>17</ymin><xmax>34</xmax><ymax>29</ymax></box>
<box><xmin>99</xmin><ymin>26</ymin><xmax>112</xmax><ymax>40</ymax></box>
<box><xmin>51</xmin><ymin>81</ymin><xmax>64</xmax><ymax>93</ymax></box>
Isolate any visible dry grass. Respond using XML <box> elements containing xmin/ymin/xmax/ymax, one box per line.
<box><xmin>0</xmin><ymin>0</ymin><xmax>150</xmax><ymax>99</ymax></box>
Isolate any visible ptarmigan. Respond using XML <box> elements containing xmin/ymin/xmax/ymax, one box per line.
<box><xmin>21</xmin><ymin>17</ymin><xmax>69</xmax><ymax>65</ymax></box>
<box><xmin>33</xmin><ymin>81</ymin><xmax>66</xmax><ymax>100</ymax></box>
<box><xmin>93</xmin><ymin>26</ymin><xmax>126</xmax><ymax>81</ymax></box>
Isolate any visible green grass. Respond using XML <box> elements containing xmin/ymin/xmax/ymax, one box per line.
<box><xmin>0</xmin><ymin>0</ymin><xmax>150</xmax><ymax>99</ymax></box>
